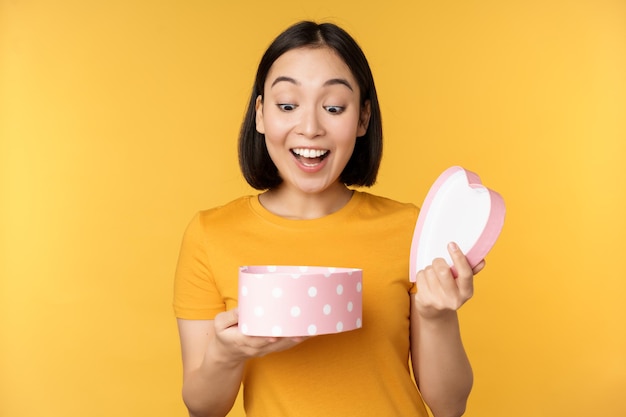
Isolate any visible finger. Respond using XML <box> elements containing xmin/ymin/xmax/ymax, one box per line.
<box><xmin>447</xmin><ymin>242</ymin><xmax>474</xmax><ymax>295</ymax></box>
<box><xmin>245</xmin><ymin>334</ymin><xmax>308</xmax><ymax>355</ymax></box>
<box><xmin>415</xmin><ymin>266</ymin><xmax>433</xmax><ymax>295</ymax></box>
<box><xmin>472</xmin><ymin>259</ymin><xmax>486</xmax><ymax>275</ymax></box>
<box><xmin>215</xmin><ymin>308</ymin><xmax>239</xmax><ymax>331</ymax></box>
<box><xmin>419</xmin><ymin>264</ymin><xmax>449</xmax><ymax>305</ymax></box>
<box><xmin>447</xmin><ymin>242</ymin><xmax>471</xmax><ymax>275</ymax></box>
<box><xmin>289</xmin><ymin>336</ymin><xmax>310</xmax><ymax>343</ymax></box>
<box><xmin>431</xmin><ymin>257</ymin><xmax>459</xmax><ymax>295</ymax></box>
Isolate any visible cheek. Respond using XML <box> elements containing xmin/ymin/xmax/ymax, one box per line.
<box><xmin>263</xmin><ymin>136</ymin><xmax>285</xmax><ymax>167</ymax></box>
<box><xmin>261</xmin><ymin>119</ymin><xmax>291</xmax><ymax>156</ymax></box>
<box><xmin>330</xmin><ymin>117</ymin><xmax>361</xmax><ymax>141</ymax></box>
<box><xmin>262</xmin><ymin>124</ymin><xmax>285</xmax><ymax>145</ymax></box>
<box><xmin>261</xmin><ymin>112</ymin><xmax>293</xmax><ymax>138</ymax></box>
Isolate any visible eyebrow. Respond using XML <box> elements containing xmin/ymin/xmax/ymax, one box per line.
<box><xmin>270</xmin><ymin>76</ymin><xmax>354</xmax><ymax>91</ymax></box>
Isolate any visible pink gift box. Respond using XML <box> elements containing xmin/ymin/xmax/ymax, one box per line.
<box><xmin>238</xmin><ymin>266</ymin><xmax>363</xmax><ymax>337</ymax></box>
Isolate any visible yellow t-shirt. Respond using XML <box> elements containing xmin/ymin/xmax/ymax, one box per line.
<box><xmin>173</xmin><ymin>191</ymin><xmax>428</xmax><ymax>417</ymax></box>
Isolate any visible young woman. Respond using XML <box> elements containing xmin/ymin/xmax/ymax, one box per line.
<box><xmin>174</xmin><ymin>21</ymin><xmax>484</xmax><ymax>417</ymax></box>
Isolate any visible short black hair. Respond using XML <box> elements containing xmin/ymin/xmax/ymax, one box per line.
<box><xmin>238</xmin><ymin>21</ymin><xmax>383</xmax><ymax>190</ymax></box>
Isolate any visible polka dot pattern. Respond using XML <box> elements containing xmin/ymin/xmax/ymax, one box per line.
<box><xmin>238</xmin><ymin>266</ymin><xmax>363</xmax><ymax>337</ymax></box>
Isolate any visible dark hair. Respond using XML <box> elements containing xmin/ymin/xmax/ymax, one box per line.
<box><xmin>238</xmin><ymin>21</ymin><xmax>383</xmax><ymax>190</ymax></box>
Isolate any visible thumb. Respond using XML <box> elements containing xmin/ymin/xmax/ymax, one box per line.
<box><xmin>448</xmin><ymin>242</ymin><xmax>474</xmax><ymax>294</ymax></box>
<box><xmin>215</xmin><ymin>308</ymin><xmax>239</xmax><ymax>330</ymax></box>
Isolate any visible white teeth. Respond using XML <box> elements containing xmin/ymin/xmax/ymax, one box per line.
<box><xmin>292</xmin><ymin>148</ymin><xmax>328</xmax><ymax>158</ymax></box>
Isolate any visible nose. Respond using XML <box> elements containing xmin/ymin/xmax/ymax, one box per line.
<box><xmin>296</xmin><ymin>106</ymin><xmax>325</xmax><ymax>138</ymax></box>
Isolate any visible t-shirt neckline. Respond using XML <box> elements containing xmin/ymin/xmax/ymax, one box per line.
<box><xmin>248</xmin><ymin>190</ymin><xmax>364</xmax><ymax>228</ymax></box>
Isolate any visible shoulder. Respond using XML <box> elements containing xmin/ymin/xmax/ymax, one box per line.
<box><xmin>355</xmin><ymin>191</ymin><xmax>419</xmax><ymax>220</ymax></box>
<box><xmin>181</xmin><ymin>195</ymin><xmax>256</xmax><ymax>240</ymax></box>
<box><xmin>195</xmin><ymin>195</ymin><xmax>255</xmax><ymax>224</ymax></box>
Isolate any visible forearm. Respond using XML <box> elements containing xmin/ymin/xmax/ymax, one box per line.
<box><xmin>413</xmin><ymin>311</ymin><xmax>473</xmax><ymax>417</ymax></box>
<box><xmin>182</xmin><ymin>342</ymin><xmax>246</xmax><ymax>417</ymax></box>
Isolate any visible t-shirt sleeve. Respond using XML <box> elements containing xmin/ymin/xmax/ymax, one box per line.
<box><xmin>172</xmin><ymin>212</ymin><xmax>226</xmax><ymax>319</ymax></box>
<box><xmin>409</xmin><ymin>203</ymin><xmax>419</xmax><ymax>294</ymax></box>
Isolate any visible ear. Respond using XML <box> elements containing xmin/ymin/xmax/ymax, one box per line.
<box><xmin>255</xmin><ymin>95</ymin><xmax>265</xmax><ymax>134</ymax></box>
<box><xmin>357</xmin><ymin>100</ymin><xmax>371</xmax><ymax>137</ymax></box>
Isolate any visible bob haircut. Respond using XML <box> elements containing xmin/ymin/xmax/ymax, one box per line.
<box><xmin>238</xmin><ymin>21</ymin><xmax>383</xmax><ymax>190</ymax></box>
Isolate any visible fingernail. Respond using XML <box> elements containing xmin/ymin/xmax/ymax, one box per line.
<box><xmin>448</xmin><ymin>242</ymin><xmax>459</xmax><ymax>252</ymax></box>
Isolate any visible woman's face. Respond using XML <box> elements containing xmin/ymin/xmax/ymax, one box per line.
<box><xmin>255</xmin><ymin>46</ymin><xmax>370</xmax><ymax>196</ymax></box>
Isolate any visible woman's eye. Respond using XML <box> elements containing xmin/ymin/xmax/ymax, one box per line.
<box><xmin>277</xmin><ymin>104</ymin><xmax>297</xmax><ymax>111</ymax></box>
<box><xmin>324</xmin><ymin>106</ymin><xmax>345</xmax><ymax>114</ymax></box>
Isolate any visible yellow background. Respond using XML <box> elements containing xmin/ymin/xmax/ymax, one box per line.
<box><xmin>1</xmin><ymin>1</ymin><xmax>625</xmax><ymax>416</ymax></box>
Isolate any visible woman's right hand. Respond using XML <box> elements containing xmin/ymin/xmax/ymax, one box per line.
<box><xmin>177</xmin><ymin>310</ymin><xmax>309</xmax><ymax>417</ymax></box>
<box><xmin>211</xmin><ymin>308</ymin><xmax>309</xmax><ymax>365</ymax></box>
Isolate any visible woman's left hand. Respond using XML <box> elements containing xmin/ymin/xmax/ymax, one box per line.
<box><xmin>413</xmin><ymin>242</ymin><xmax>485</xmax><ymax>320</ymax></box>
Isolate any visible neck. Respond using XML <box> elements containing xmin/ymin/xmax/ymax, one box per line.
<box><xmin>259</xmin><ymin>183</ymin><xmax>354</xmax><ymax>220</ymax></box>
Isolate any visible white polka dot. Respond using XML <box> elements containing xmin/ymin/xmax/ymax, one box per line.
<box><xmin>336</xmin><ymin>284</ymin><xmax>344</xmax><ymax>295</ymax></box>
<box><xmin>254</xmin><ymin>306</ymin><xmax>264</xmax><ymax>317</ymax></box>
<box><xmin>307</xmin><ymin>324</ymin><xmax>317</xmax><ymax>335</ymax></box>
<box><xmin>323</xmin><ymin>304</ymin><xmax>332</xmax><ymax>315</ymax></box>
<box><xmin>356</xmin><ymin>318</ymin><xmax>362</xmax><ymax>328</ymax></box>
<box><xmin>267</xmin><ymin>265</ymin><xmax>277</xmax><ymax>272</ymax></box>
<box><xmin>347</xmin><ymin>301</ymin><xmax>353</xmax><ymax>312</ymax></box>
<box><xmin>356</xmin><ymin>282</ymin><xmax>362</xmax><ymax>292</ymax></box>
<box><xmin>241</xmin><ymin>286</ymin><xmax>248</xmax><ymax>296</ymax></box>
<box><xmin>336</xmin><ymin>321</ymin><xmax>344</xmax><ymax>332</ymax></box>
<box><xmin>291</xmin><ymin>274</ymin><xmax>301</xmax><ymax>279</ymax></box>
<box><xmin>299</xmin><ymin>266</ymin><xmax>309</xmax><ymax>272</ymax></box>
<box><xmin>308</xmin><ymin>286</ymin><xmax>317</xmax><ymax>297</ymax></box>
<box><xmin>271</xmin><ymin>326</ymin><xmax>282</xmax><ymax>336</ymax></box>
<box><xmin>241</xmin><ymin>324</ymin><xmax>248</xmax><ymax>334</ymax></box>
<box><xmin>272</xmin><ymin>287</ymin><xmax>283</xmax><ymax>298</ymax></box>
<box><xmin>291</xmin><ymin>306</ymin><xmax>301</xmax><ymax>317</ymax></box>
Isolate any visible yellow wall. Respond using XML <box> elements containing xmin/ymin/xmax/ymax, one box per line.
<box><xmin>1</xmin><ymin>1</ymin><xmax>624</xmax><ymax>416</ymax></box>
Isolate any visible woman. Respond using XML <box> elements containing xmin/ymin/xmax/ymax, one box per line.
<box><xmin>174</xmin><ymin>21</ymin><xmax>483</xmax><ymax>417</ymax></box>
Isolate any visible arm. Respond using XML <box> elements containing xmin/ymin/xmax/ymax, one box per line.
<box><xmin>177</xmin><ymin>309</ymin><xmax>308</xmax><ymax>417</ymax></box>
<box><xmin>177</xmin><ymin>317</ymin><xmax>242</xmax><ymax>417</ymax></box>
<box><xmin>410</xmin><ymin>242</ymin><xmax>484</xmax><ymax>417</ymax></box>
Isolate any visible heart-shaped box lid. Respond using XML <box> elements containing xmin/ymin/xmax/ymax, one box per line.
<box><xmin>409</xmin><ymin>166</ymin><xmax>505</xmax><ymax>282</ymax></box>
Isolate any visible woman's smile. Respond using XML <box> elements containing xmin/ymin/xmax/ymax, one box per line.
<box><xmin>290</xmin><ymin>148</ymin><xmax>330</xmax><ymax>169</ymax></box>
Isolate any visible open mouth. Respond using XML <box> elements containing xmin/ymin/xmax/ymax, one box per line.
<box><xmin>290</xmin><ymin>148</ymin><xmax>329</xmax><ymax>166</ymax></box>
